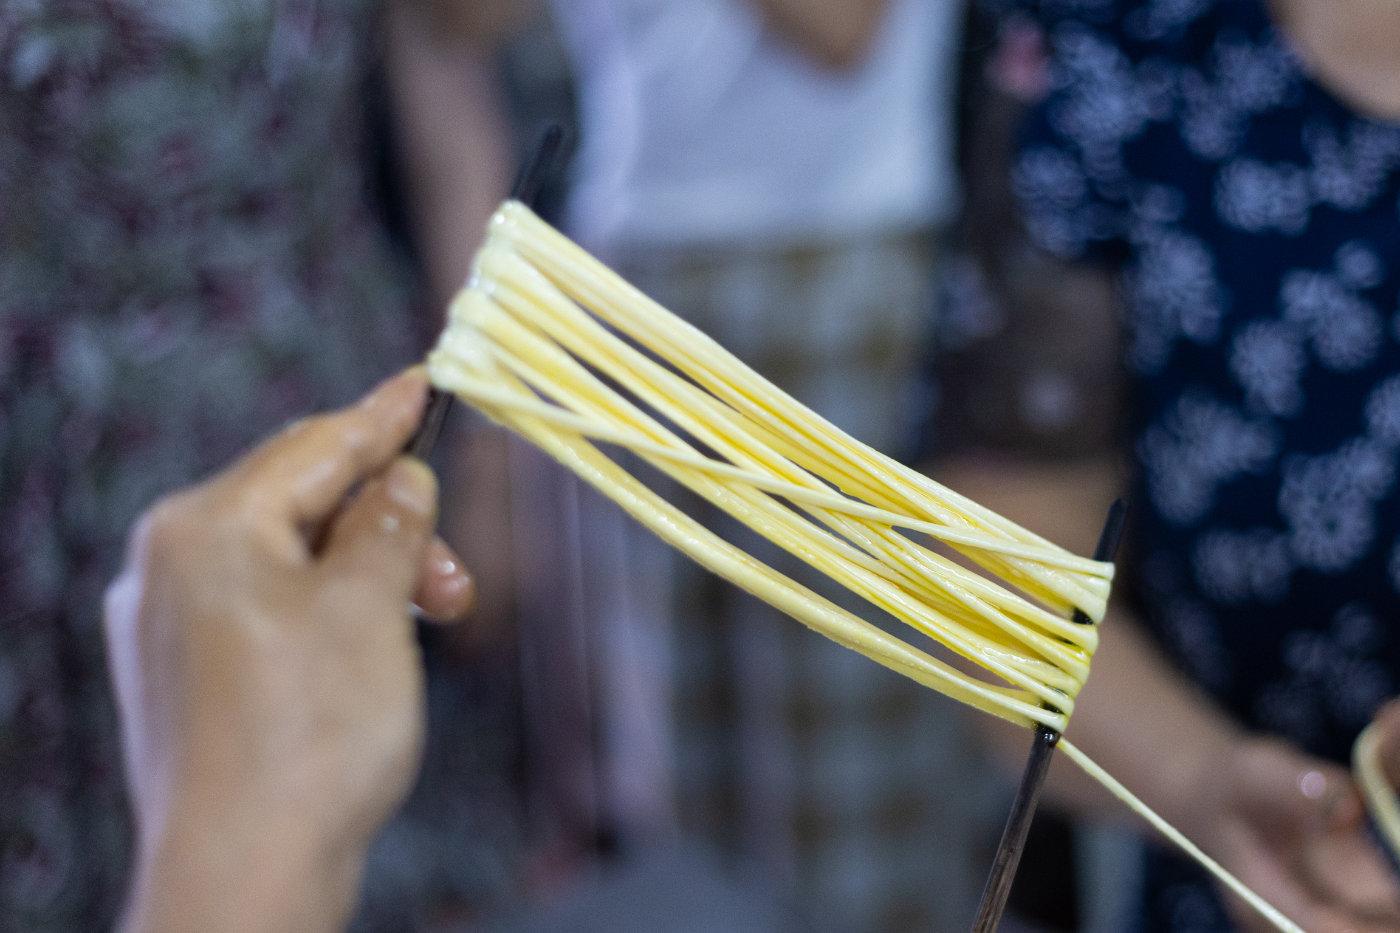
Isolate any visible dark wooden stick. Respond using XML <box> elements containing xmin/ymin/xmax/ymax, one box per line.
<box><xmin>971</xmin><ymin>497</ymin><xmax>1127</xmax><ymax>932</ymax></box>
<box><xmin>406</xmin><ymin>123</ymin><xmax>568</xmax><ymax>460</ymax></box>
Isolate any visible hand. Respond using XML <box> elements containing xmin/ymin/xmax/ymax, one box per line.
<box><xmin>105</xmin><ymin>368</ymin><xmax>474</xmax><ymax>932</ymax></box>
<box><xmin>1188</xmin><ymin>735</ymin><xmax>1400</xmax><ymax>932</ymax></box>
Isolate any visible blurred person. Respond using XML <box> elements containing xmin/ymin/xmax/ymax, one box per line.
<box><xmin>495</xmin><ymin>1</ymin><xmax>984</xmax><ymax>928</ymax></box>
<box><xmin>0</xmin><ymin>4</ymin><xmax>521</xmax><ymax>928</ymax></box>
<box><xmin>922</xmin><ymin>6</ymin><xmax>1128</xmax><ymax>927</ymax></box>
<box><xmin>935</xmin><ymin>0</ymin><xmax>1400</xmax><ymax>929</ymax></box>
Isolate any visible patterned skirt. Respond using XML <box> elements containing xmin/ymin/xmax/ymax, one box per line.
<box><xmin>506</xmin><ymin>232</ymin><xmax>1008</xmax><ymax>931</ymax></box>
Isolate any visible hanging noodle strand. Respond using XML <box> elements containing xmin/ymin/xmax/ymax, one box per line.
<box><xmin>426</xmin><ymin>201</ymin><xmax>1303</xmax><ymax>933</ymax></box>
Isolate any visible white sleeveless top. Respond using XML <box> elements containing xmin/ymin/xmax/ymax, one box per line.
<box><xmin>549</xmin><ymin>0</ymin><xmax>964</xmax><ymax>252</ymax></box>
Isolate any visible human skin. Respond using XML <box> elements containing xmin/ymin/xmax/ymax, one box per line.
<box><xmin>106</xmin><ymin>368</ymin><xmax>474</xmax><ymax>932</ymax></box>
<box><xmin>940</xmin><ymin>455</ymin><xmax>1400</xmax><ymax>933</ymax></box>
<box><xmin>751</xmin><ymin>0</ymin><xmax>891</xmax><ymax>69</ymax></box>
<box><xmin>947</xmin><ymin>5</ymin><xmax>1400</xmax><ymax>926</ymax></box>
<box><xmin>94</xmin><ymin>381</ymin><xmax>1400</xmax><ymax>932</ymax></box>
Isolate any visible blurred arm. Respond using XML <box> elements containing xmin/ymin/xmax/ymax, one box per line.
<box><xmin>750</xmin><ymin>0</ymin><xmax>890</xmax><ymax>70</ymax></box>
<box><xmin>383</xmin><ymin>0</ymin><xmax>529</xmax><ymax>645</ymax></box>
<box><xmin>943</xmin><ymin>452</ymin><xmax>1400</xmax><ymax>929</ymax></box>
<box><xmin>384</xmin><ymin>0</ymin><xmax>530</xmax><ymax>307</ymax></box>
<box><xmin>934</xmin><ymin>454</ymin><xmax>1242</xmax><ymax>831</ymax></box>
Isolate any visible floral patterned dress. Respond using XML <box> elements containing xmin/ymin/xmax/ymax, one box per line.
<box><xmin>1009</xmin><ymin>0</ymin><xmax>1400</xmax><ymax>927</ymax></box>
<box><xmin>0</xmin><ymin>3</ymin><xmax>504</xmax><ymax>928</ymax></box>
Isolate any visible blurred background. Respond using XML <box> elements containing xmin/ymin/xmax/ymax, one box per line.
<box><xmin>6</xmin><ymin>0</ymin><xmax>1398</xmax><ymax>931</ymax></box>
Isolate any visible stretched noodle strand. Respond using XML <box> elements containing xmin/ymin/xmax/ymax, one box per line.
<box><xmin>1354</xmin><ymin>723</ymin><xmax>1400</xmax><ymax>867</ymax></box>
<box><xmin>427</xmin><ymin>201</ymin><xmax>1302</xmax><ymax>932</ymax></box>
<box><xmin>1059</xmin><ymin>740</ymin><xmax>1302</xmax><ymax>933</ymax></box>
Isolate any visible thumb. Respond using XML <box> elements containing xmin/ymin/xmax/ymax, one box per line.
<box><xmin>320</xmin><ymin>456</ymin><xmax>438</xmax><ymax>604</ymax></box>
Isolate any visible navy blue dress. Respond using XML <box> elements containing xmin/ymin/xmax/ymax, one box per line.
<box><xmin>1009</xmin><ymin>0</ymin><xmax>1400</xmax><ymax>927</ymax></box>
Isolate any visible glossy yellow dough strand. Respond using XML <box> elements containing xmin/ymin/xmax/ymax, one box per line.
<box><xmin>426</xmin><ymin>201</ymin><xmax>1301</xmax><ymax>932</ymax></box>
<box><xmin>431</xmin><ymin>202</ymin><xmax>1110</xmax><ymax>728</ymax></box>
<box><xmin>1354</xmin><ymin>723</ymin><xmax>1400</xmax><ymax>867</ymax></box>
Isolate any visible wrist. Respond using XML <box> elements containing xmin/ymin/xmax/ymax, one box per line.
<box><xmin>125</xmin><ymin>798</ymin><xmax>365</xmax><ymax>933</ymax></box>
<box><xmin>1155</xmin><ymin>717</ymin><xmax>1247</xmax><ymax>844</ymax></box>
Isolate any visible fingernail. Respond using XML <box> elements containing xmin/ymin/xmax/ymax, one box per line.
<box><xmin>387</xmin><ymin>458</ymin><xmax>436</xmax><ymax>516</ymax></box>
<box><xmin>1299</xmin><ymin>769</ymin><xmax>1328</xmax><ymax>801</ymax></box>
<box><xmin>438</xmin><ymin>570</ymin><xmax>472</xmax><ymax>600</ymax></box>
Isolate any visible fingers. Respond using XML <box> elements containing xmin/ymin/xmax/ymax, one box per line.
<box><xmin>231</xmin><ymin>369</ymin><xmax>430</xmax><ymax>533</ymax></box>
<box><xmin>1235</xmin><ymin>739</ymin><xmax>1400</xmax><ymax>924</ymax></box>
<box><xmin>1221</xmin><ymin>827</ymin><xmax>1398</xmax><ymax>933</ymax></box>
<box><xmin>1302</xmin><ymin>829</ymin><xmax>1400</xmax><ymax>923</ymax></box>
<box><xmin>319</xmin><ymin>457</ymin><xmax>439</xmax><ymax>607</ymax></box>
<box><xmin>412</xmin><ymin>538</ymin><xmax>476</xmax><ymax>622</ymax></box>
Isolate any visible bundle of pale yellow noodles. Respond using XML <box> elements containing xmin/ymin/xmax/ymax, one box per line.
<box><xmin>430</xmin><ymin>201</ymin><xmax>1303</xmax><ymax>930</ymax></box>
